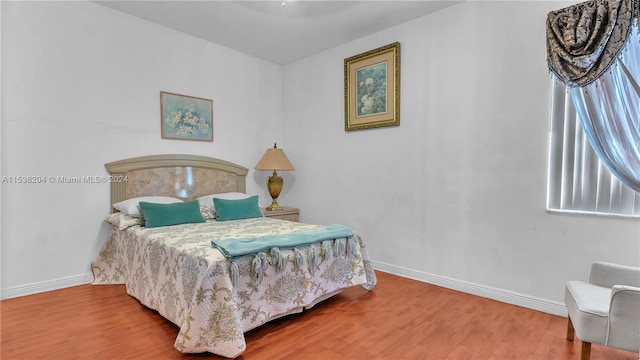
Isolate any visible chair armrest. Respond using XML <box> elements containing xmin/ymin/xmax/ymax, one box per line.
<box><xmin>607</xmin><ymin>285</ymin><xmax>640</xmax><ymax>352</ymax></box>
<box><xmin>589</xmin><ymin>261</ymin><xmax>640</xmax><ymax>288</ymax></box>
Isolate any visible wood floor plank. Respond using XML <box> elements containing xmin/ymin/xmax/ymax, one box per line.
<box><xmin>1</xmin><ymin>271</ymin><xmax>637</xmax><ymax>359</ymax></box>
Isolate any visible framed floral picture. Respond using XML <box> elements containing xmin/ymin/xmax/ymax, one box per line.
<box><xmin>160</xmin><ymin>91</ymin><xmax>213</xmax><ymax>141</ymax></box>
<box><xmin>344</xmin><ymin>42</ymin><xmax>400</xmax><ymax>131</ymax></box>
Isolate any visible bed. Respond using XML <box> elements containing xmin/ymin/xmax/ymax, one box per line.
<box><xmin>91</xmin><ymin>154</ymin><xmax>377</xmax><ymax>358</ymax></box>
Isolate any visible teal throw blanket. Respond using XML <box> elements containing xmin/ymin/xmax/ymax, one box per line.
<box><xmin>211</xmin><ymin>224</ymin><xmax>353</xmax><ymax>259</ymax></box>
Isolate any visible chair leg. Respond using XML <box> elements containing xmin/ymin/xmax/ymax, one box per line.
<box><xmin>566</xmin><ymin>316</ymin><xmax>575</xmax><ymax>341</ymax></box>
<box><xmin>580</xmin><ymin>341</ymin><xmax>591</xmax><ymax>360</ymax></box>
<box><xmin>566</xmin><ymin>316</ymin><xmax>591</xmax><ymax>360</ymax></box>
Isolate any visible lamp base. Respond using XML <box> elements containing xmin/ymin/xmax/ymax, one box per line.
<box><xmin>266</xmin><ymin>170</ymin><xmax>284</xmax><ymax>211</ymax></box>
<box><xmin>265</xmin><ymin>201</ymin><xmax>283</xmax><ymax>211</ymax></box>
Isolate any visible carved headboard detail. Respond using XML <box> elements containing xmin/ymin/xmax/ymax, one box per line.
<box><xmin>105</xmin><ymin>154</ymin><xmax>248</xmax><ymax>210</ymax></box>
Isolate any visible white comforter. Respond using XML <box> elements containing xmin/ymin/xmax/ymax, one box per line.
<box><xmin>91</xmin><ymin>217</ymin><xmax>376</xmax><ymax>358</ymax></box>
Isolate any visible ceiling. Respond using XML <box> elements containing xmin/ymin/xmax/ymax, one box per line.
<box><xmin>96</xmin><ymin>0</ymin><xmax>459</xmax><ymax>65</ymax></box>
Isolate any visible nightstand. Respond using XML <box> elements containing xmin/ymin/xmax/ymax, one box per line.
<box><xmin>262</xmin><ymin>207</ymin><xmax>299</xmax><ymax>222</ymax></box>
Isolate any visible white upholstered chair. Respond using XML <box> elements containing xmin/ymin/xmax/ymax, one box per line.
<box><xmin>565</xmin><ymin>261</ymin><xmax>640</xmax><ymax>360</ymax></box>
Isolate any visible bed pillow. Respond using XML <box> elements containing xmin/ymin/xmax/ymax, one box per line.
<box><xmin>139</xmin><ymin>200</ymin><xmax>205</xmax><ymax>228</ymax></box>
<box><xmin>199</xmin><ymin>206</ymin><xmax>217</xmax><ymax>220</ymax></box>
<box><xmin>197</xmin><ymin>192</ymin><xmax>250</xmax><ymax>211</ymax></box>
<box><xmin>113</xmin><ymin>196</ymin><xmax>183</xmax><ymax>217</ymax></box>
<box><xmin>213</xmin><ymin>195</ymin><xmax>263</xmax><ymax>221</ymax></box>
<box><xmin>105</xmin><ymin>212</ymin><xmax>144</xmax><ymax>230</ymax></box>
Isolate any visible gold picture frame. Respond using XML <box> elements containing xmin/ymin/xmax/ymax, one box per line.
<box><xmin>344</xmin><ymin>42</ymin><xmax>400</xmax><ymax>131</ymax></box>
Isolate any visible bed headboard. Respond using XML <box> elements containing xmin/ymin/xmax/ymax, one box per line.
<box><xmin>105</xmin><ymin>154</ymin><xmax>248</xmax><ymax>208</ymax></box>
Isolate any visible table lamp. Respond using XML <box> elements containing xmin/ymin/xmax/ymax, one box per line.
<box><xmin>254</xmin><ymin>143</ymin><xmax>295</xmax><ymax>211</ymax></box>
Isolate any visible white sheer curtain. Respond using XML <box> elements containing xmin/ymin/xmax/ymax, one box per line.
<box><xmin>548</xmin><ymin>77</ymin><xmax>640</xmax><ymax>217</ymax></box>
<box><xmin>570</xmin><ymin>24</ymin><xmax>640</xmax><ymax>192</ymax></box>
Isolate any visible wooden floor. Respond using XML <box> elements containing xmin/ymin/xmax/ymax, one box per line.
<box><xmin>1</xmin><ymin>271</ymin><xmax>637</xmax><ymax>360</ymax></box>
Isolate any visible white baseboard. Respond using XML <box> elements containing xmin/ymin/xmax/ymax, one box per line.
<box><xmin>2</xmin><ymin>265</ymin><xmax>568</xmax><ymax>318</ymax></box>
<box><xmin>373</xmin><ymin>261</ymin><xmax>567</xmax><ymax>317</ymax></box>
<box><xmin>1</xmin><ymin>273</ymin><xmax>94</xmax><ymax>300</ymax></box>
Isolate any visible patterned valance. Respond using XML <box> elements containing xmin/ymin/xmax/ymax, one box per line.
<box><xmin>546</xmin><ymin>0</ymin><xmax>639</xmax><ymax>86</ymax></box>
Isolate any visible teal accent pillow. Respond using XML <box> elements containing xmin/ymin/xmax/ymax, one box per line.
<box><xmin>139</xmin><ymin>200</ymin><xmax>205</xmax><ymax>228</ymax></box>
<box><xmin>213</xmin><ymin>195</ymin><xmax>263</xmax><ymax>221</ymax></box>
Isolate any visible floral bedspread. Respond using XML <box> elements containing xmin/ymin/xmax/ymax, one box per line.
<box><xmin>91</xmin><ymin>217</ymin><xmax>377</xmax><ymax>358</ymax></box>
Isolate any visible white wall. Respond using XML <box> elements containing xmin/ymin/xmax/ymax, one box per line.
<box><xmin>1</xmin><ymin>1</ymin><xmax>282</xmax><ymax>297</ymax></box>
<box><xmin>283</xmin><ymin>1</ymin><xmax>640</xmax><ymax>314</ymax></box>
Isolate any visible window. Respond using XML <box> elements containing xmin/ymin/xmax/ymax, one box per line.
<box><xmin>547</xmin><ymin>78</ymin><xmax>640</xmax><ymax>217</ymax></box>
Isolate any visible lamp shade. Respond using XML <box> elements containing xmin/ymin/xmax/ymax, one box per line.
<box><xmin>255</xmin><ymin>143</ymin><xmax>295</xmax><ymax>171</ymax></box>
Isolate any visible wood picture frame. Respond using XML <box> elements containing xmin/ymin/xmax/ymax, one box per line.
<box><xmin>344</xmin><ymin>42</ymin><xmax>400</xmax><ymax>131</ymax></box>
<box><xmin>160</xmin><ymin>91</ymin><xmax>213</xmax><ymax>142</ymax></box>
